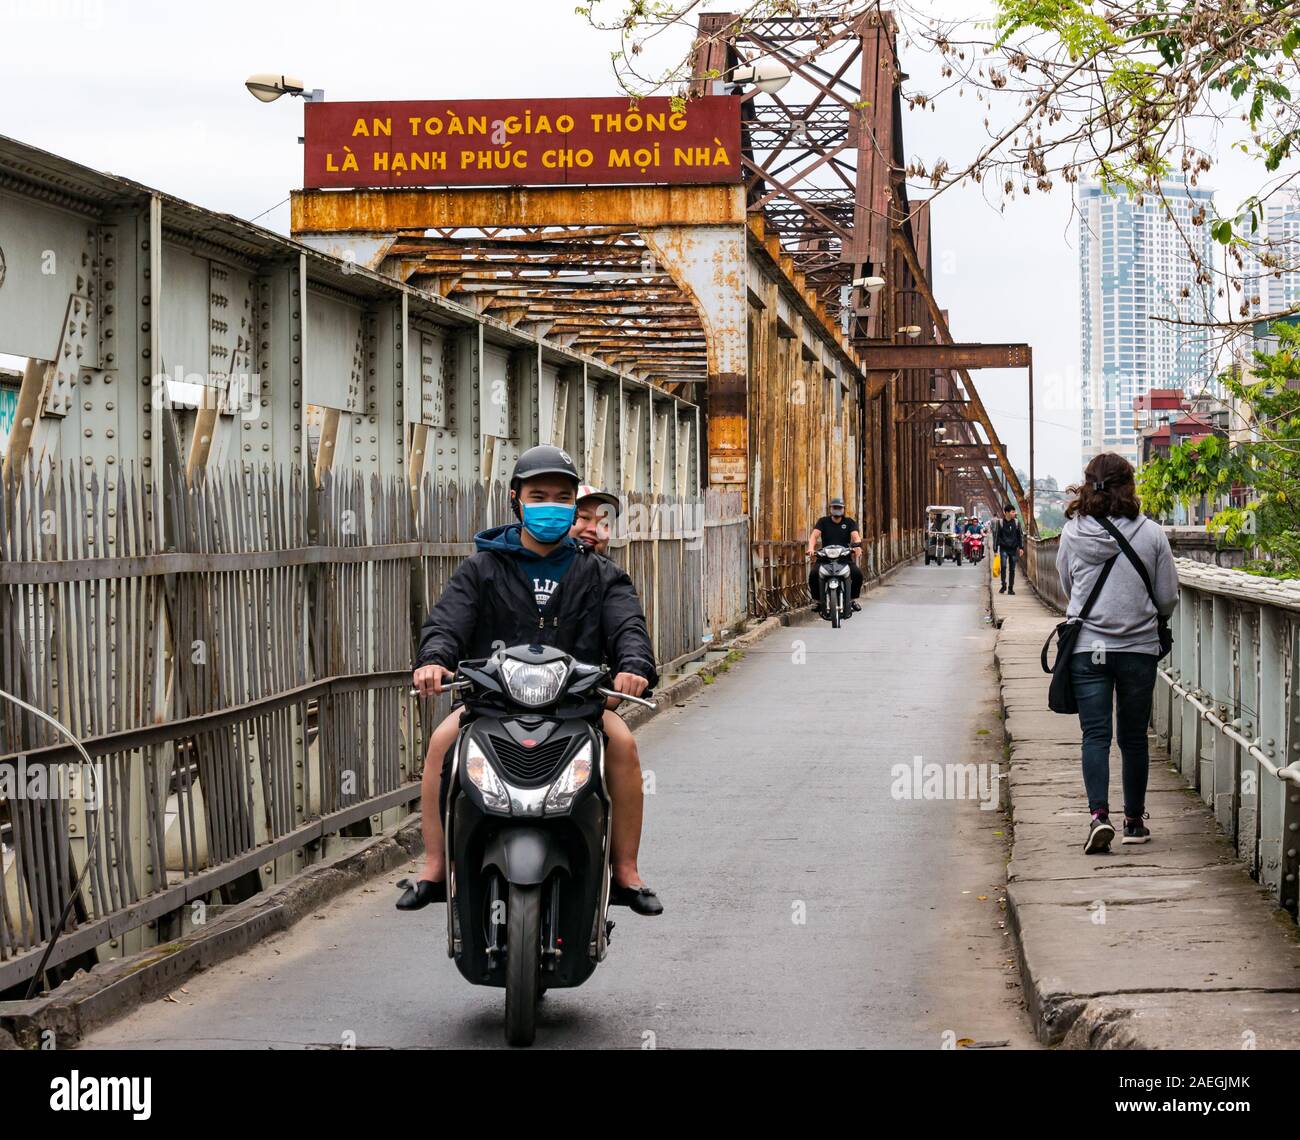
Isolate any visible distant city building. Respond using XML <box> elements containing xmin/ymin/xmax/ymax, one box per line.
<box><xmin>1240</xmin><ymin>189</ymin><xmax>1300</xmax><ymax>320</ymax></box>
<box><xmin>1132</xmin><ymin>387</ymin><xmax>1186</xmax><ymax>460</ymax></box>
<box><xmin>1133</xmin><ymin>388</ymin><xmax>1232</xmax><ymax>524</ymax></box>
<box><xmin>1078</xmin><ymin>179</ymin><xmax>1217</xmax><ymax>468</ymax></box>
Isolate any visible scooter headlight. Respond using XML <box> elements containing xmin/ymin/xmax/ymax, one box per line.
<box><xmin>500</xmin><ymin>658</ymin><xmax>569</xmax><ymax>707</ymax></box>
<box><xmin>544</xmin><ymin>742</ymin><xmax>594</xmax><ymax>815</ymax></box>
<box><xmin>464</xmin><ymin>738</ymin><xmax>510</xmax><ymax>812</ymax></box>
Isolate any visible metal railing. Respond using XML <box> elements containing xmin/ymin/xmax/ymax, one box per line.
<box><xmin>0</xmin><ymin>464</ymin><xmax>455</xmax><ymax>991</ymax></box>
<box><xmin>607</xmin><ymin>491</ymin><xmax>706</xmax><ymax>669</ymax></box>
<box><xmin>1024</xmin><ymin>535</ymin><xmax>1068</xmax><ymax>613</ymax></box>
<box><xmin>702</xmin><ymin>489</ymin><xmax>749</xmax><ymax>639</ymax></box>
<box><xmin>1153</xmin><ymin>560</ymin><xmax>1300</xmax><ymax>915</ymax></box>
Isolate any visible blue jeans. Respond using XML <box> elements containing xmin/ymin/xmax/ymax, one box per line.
<box><xmin>999</xmin><ymin>549</ymin><xmax>1018</xmax><ymax>589</ymax></box>
<box><xmin>1069</xmin><ymin>651</ymin><xmax>1158</xmax><ymax>817</ymax></box>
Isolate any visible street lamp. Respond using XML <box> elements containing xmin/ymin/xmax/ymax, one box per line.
<box><xmin>245</xmin><ymin>74</ymin><xmax>325</xmax><ymax>103</ymax></box>
<box><xmin>897</xmin><ymin>325</ymin><xmax>922</xmax><ymax>339</ymax></box>
<box><xmin>853</xmin><ymin>276</ymin><xmax>886</xmax><ymax>295</ymax></box>
<box><xmin>726</xmin><ymin>60</ymin><xmax>792</xmax><ymax>95</ymax></box>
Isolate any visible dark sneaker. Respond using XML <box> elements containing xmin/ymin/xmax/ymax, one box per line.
<box><xmin>998</xmin><ymin>586</ymin><xmax>1006</xmax><ymax>594</ymax></box>
<box><xmin>1007</xmin><ymin>588</ymin><xmax>1015</xmax><ymax>595</ymax></box>
<box><xmin>851</xmin><ymin>601</ymin><xmax>862</xmax><ymax>612</ymax></box>
<box><xmin>1084</xmin><ymin>813</ymin><xmax>1115</xmax><ymax>854</ymax></box>
<box><xmin>1122</xmin><ymin>816</ymin><xmax>1151</xmax><ymax>844</ymax></box>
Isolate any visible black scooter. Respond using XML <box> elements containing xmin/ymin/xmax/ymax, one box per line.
<box><xmin>435</xmin><ymin>644</ymin><xmax>654</xmax><ymax>1046</ymax></box>
<box><xmin>813</xmin><ymin>544</ymin><xmax>856</xmax><ymax>628</ymax></box>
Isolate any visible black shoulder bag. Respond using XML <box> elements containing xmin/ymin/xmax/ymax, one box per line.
<box><xmin>1095</xmin><ymin>517</ymin><xmax>1174</xmax><ymax>658</ymax></box>
<box><xmin>1040</xmin><ymin>554</ymin><xmax>1118</xmax><ymax>714</ymax></box>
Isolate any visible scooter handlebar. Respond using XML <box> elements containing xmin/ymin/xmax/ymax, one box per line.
<box><xmin>408</xmin><ymin>680</ymin><xmax>472</xmax><ymax>697</ymax></box>
<box><xmin>409</xmin><ymin>680</ymin><xmax>657</xmax><ymax>711</ymax></box>
<box><xmin>598</xmin><ymin>686</ymin><xmax>657</xmax><ymax>710</ymax></box>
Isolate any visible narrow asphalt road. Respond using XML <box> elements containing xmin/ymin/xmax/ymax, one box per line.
<box><xmin>81</xmin><ymin>561</ymin><xmax>1036</xmax><ymax>1050</ymax></box>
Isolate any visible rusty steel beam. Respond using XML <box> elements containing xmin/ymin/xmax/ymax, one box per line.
<box><xmin>397</xmin><ymin>237</ymin><xmax>647</xmax><ymax>255</ymax></box>
<box><xmin>890</xmin><ymin>227</ymin><xmax>1032</xmax><ymax>531</ymax></box>
<box><xmin>860</xmin><ymin>343</ymin><xmax>1031</xmax><ymax>371</ymax></box>
<box><xmin>576</xmin><ymin>339</ymin><xmax>707</xmax><ymax>350</ymax></box>
<box><xmin>417</xmin><ymin>260</ymin><xmax>673</xmax><ymax>276</ymax></box>
<box><xmin>421</xmin><ymin>225</ymin><xmax>635</xmax><ymax>243</ymax></box>
<box><xmin>291</xmin><ymin>185</ymin><xmax>746</xmax><ymax>232</ymax></box>
<box><xmin>937</xmin><ymin>458</ymin><xmax>999</xmax><ymax>469</ymax></box>
<box><xmin>936</xmin><ymin>444</ymin><xmax>999</xmax><ymax>456</ymax></box>
<box><xmin>465</xmin><ymin>294</ymin><xmax>694</xmax><ymax>309</ymax></box>
<box><xmin>562</xmin><ymin>325</ymin><xmax>701</xmax><ymax>335</ymax></box>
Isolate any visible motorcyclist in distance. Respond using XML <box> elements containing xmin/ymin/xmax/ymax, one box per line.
<box><xmin>807</xmin><ymin>497</ymin><xmax>864</xmax><ymax>611</ymax></box>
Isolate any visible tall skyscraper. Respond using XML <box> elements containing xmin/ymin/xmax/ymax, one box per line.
<box><xmin>1078</xmin><ymin>179</ymin><xmax>1216</xmax><ymax>468</ymax></box>
<box><xmin>1240</xmin><ymin>189</ymin><xmax>1300</xmax><ymax>320</ymax></box>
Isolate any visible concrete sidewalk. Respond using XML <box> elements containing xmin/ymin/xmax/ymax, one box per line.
<box><xmin>991</xmin><ymin>577</ymin><xmax>1300</xmax><ymax>1048</ymax></box>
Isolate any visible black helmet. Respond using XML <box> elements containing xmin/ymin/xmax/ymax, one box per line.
<box><xmin>509</xmin><ymin>445</ymin><xmax>581</xmax><ymax>511</ymax></box>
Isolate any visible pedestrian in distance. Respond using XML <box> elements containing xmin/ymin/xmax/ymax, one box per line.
<box><xmin>994</xmin><ymin>502</ymin><xmax>1025</xmax><ymax>594</ymax></box>
<box><xmin>1057</xmin><ymin>453</ymin><xmax>1178</xmax><ymax>854</ymax></box>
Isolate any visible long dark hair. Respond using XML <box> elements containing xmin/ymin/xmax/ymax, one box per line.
<box><xmin>1064</xmin><ymin>452</ymin><xmax>1140</xmax><ymax>520</ymax></box>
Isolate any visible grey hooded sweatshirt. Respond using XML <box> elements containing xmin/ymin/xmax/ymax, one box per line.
<box><xmin>1057</xmin><ymin>514</ymin><xmax>1179</xmax><ymax>656</ymax></box>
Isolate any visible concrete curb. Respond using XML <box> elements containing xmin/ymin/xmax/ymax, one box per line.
<box><xmin>989</xmin><ymin>577</ymin><xmax>1300</xmax><ymax>1049</ymax></box>
<box><xmin>3</xmin><ymin>558</ymin><xmax>917</xmax><ymax>1048</ymax></box>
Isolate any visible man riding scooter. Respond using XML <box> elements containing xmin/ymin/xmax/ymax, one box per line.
<box><xmin>400</xmin><ymin>447</ymin><xmax>663</xmax><ymax>917</ymax></box>
<box><xmin>807</xmin><ymin>497</ymin><xmax>863</xmax><ymax>610</ymax></box>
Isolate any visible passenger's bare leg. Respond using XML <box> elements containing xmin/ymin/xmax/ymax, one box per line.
<box><xmin>603</xmin><ymin>710</ymin><xmax>646</xmax><ymax>889</ymax></box>
<box><xmin>419</xmin><ymin>708</ymin><xmax>464</xmax><ymax>882</ymax></box>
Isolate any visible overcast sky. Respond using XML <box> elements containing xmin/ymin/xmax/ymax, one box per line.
<box><xmin>0</xmin><ymin>0</ymin><xmax>1263</xmax><ymax>489</ymax></box>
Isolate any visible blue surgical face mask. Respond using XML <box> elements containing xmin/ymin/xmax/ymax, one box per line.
<box><xmin>520</xmin><ymin>502</ymin><xmax>575</xmax><ymax>544</ymax></box>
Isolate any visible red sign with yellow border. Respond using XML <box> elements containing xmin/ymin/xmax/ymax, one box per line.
<box><xmin>303</xmin><ymin>96</ymin><xmax>741</xmax><ymax>189</ymax></box>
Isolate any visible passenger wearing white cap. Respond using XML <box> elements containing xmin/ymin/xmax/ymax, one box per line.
<box><xmin>564</xmin><ymin>484</ymin><xmax>659</xmax><ymax>912</ymax></box>
<box><xmin>572</xmin><ymin>484</ymin><xmax>619</xmax><ymax>555</ymax></box>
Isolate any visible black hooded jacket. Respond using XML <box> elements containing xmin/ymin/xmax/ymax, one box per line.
<box><xmin>994</xmin><ymin>517</ymin><xmax>1024</xmax><ymax>552</ymax></box>
<box><xmin>415</xmin><ymin>523</ymin><xmax>659</xmax><ymax>689</ymax></box>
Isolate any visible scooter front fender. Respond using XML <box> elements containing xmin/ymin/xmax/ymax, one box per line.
<box><xmin>482</xmin><ymin>827</ymin><xmax>571</xmax><ymax>886</ymax></box>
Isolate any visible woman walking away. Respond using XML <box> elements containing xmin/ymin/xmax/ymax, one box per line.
<box><xmin>1058</xmin><ymin>453</ymin><xmax>1178</xmax><ymax>854</ymax></box>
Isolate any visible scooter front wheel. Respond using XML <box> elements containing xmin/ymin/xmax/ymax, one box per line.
<box><xmin>504</xmin><ymin>882</ymin><xmax>542</xmax><ymax>1046</ymax></box>
<box><xmin>830</xmin><ymin>592</ymin><xmax>842</xmax><ymax>629</ymax></box>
